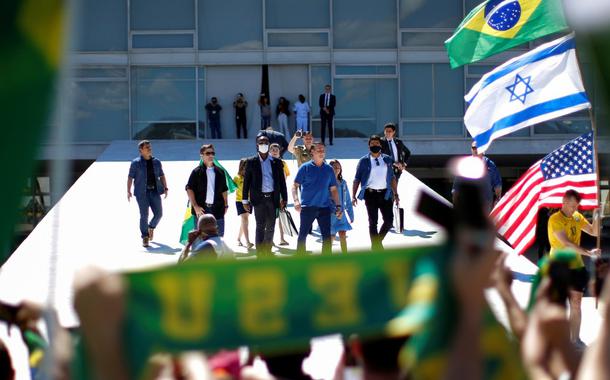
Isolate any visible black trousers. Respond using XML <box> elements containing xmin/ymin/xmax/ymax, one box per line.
<box><xmin>236</xmin><ymin>117</ymin><xmax>247</xmax><ymax>139</ymax></box>
<box><xmin>364</xmin><ymin>190</ymin><xmax>393</xmax><ymax>250</ymax></box>
<box><xmin>320</xmin><ymin>113</ymin><xmax>333</xmax><ymax>144</ymax></box>
<box><xmin>253</xmin><ymin>196</ymin><xmax>276</xmax><ymax>256</ymax></box>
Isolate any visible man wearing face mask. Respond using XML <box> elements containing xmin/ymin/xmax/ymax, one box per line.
<box><xmin>242</xmin><ymin>135</ymin><xmax>288</xmax><ymax>257</ymax></box>
<box><xmin>204</xmin><ymin>97</ymin><xmax>222</xmax><ymax>139</ymax></box>
<box><xmin>352</xmin><ymin>135</ymin><xmax>399</xmax><ymax>251</ymax></box>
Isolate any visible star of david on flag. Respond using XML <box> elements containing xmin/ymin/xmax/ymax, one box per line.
<box><xmin>506</xmin><ymin>74</ymin><xmax>534</xmax><ymax>104</ymax></box>
<box><xmin>464</xmin><ymin>34</ymin><xmax>591</xmax><ymax>153</ymax></box>
<box><xmin>491</xmin><ymin>132</ymin><xmax>598</xmax><ymax>255</ymax></box>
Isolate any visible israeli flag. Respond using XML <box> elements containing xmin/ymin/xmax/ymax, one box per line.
<box><xmin>464</xmin><ymin>34</ymin><xmax>591</xmax><ymax>153</ymax></box>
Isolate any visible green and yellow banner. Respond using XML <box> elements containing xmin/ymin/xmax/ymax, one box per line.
<box><xmin>122</xmin><ymin>247</ymin><xmax>432</xmax><ymax>377</ymax></box>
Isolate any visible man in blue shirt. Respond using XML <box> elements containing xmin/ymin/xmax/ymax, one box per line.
<box><xmin>352</xmin><ymin>135</ymin><xmax>399</xmax><ymax>251</ymax></box>
<box><xmin>127</xmin><ymin>140</ymin><xmax>168</xmax><ymax>247</ymax></box>
<box><xmin>292</xmin><ymin>142</ymin><xmax>342</xmax><ymax>255</ymax></box>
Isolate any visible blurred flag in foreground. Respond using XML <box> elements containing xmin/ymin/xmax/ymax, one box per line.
<box><xmin>464</xmin><ymin>35</ymin><xmax>590</xmax><ymax>153</ymax></box>
<box><xmin>492</xmin><ymin>132</ymin><xmax>598</xmax><ymax>255</ymax></box>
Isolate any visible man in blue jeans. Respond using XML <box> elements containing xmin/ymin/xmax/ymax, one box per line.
<box><xmin>127</xmin><ymin>140</ymin><xmax>168</xmax><ymax>247</ymax></box>
<box><xmin>292</xmin><ymin>142</ymin><xmax>342</xmax><ymax>255</ymax></box>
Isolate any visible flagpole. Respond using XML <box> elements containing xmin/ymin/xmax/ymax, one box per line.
<box><xmin>588</xmin><ymin>108</ymin><xmax>602</xmax><ymax>251</ymax></box>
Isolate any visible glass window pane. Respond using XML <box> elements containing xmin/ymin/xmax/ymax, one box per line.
<box><xmin>74</xmin><ymin>0</ymin><xmax>127</xmax><ymax>51</ymax></box>
<box><xmin>131</xmin><ymin>0</ymin><xmax>194</xmax><ymax>30</ymax></box>
<box><xmin>72</xmin><ymin>81</ymin><xmax>129</xmax><ymax>141</ymax></box>
<box><xmin>466</xmin><ymin>65</ymin><xmax>494</xmax><ymax>76</ymax></box>
<box><xmin>198</xmin><ymin>0</ymin><xmax>262</xmax><ymax>50</ymax></box>
<box><xmin>132</xmin><ymin>34</ymin><xmax>194</xmax><ymax>49</ymax></box>
<box><xmin>266</xmin><ymin>0</ymin><xmax>329</xmax><ymax>28</ymax></box>
<box><xmin>534</xmin><ymin>119</ymin><xmax>591</xmax><ymax>134</ymax></box>
<box><xmin>131</xmin><ymin>67</ymin><xmax>196</xmax><ymax>129</ymax></box>
<box><xmin>311</xmin><ymin>65</ymin><xmax>331</xmax><ymax>115</ymax></box>
<box><xmin>74</xmin><ymin>68</ymin><xmax>127</xmax><ymax>78</ymax></box>
<box><xmin>334</xmin><ymin>120</ymin><xmax>376</xmax><ymax>138</ymax></box>
<box><xmin>401</xmin><ymin>32</ymin><xmax>452</xmax><ymax>48</ymax></box>
<box><xmin>508</xmin><ymin>127</ymin><xmax>530</xmax><ymax>137</ymax></box>
<box><xmin>404</xmin><ymin>121</ymin><xmax>433</xmax><ymax>135</ymax></box>
<box><xmin>336</xmin><ymin>65</ymin><xmax>396</xmax><ymax>76</ymax></box>
<box><xmin>333</xmin><ymin>0</ymin><xmax>396</xmax><ymax>49</ymax></box>
<box><xmin>375</xmin><ymin>79</ymin><xmax>399</xmax><ymax>132</ymax></box>
<box><xmin>133</xmin><ymin>122</ymin><xmax>196</xmax><ymax>140</ymax></box>
<box><xmin>401</xmin><ymin>64</ymin><xmax>433</xmax><ymax>118</ymax></box>
<box><xmin>400</xmin><ymin>0</ymin><xmax>461</xmax><ymax>28</ymax></box>
<box><xmin>198</xmin><ymin>67</ymin><xmax>205</xmax><ymax>139</ymax></box>
<box><xmin>267</xmin><ymin>32</ymin><xmax>328</xmax><ymax>47</ymax></box>
<box><xmin>435</xmin><ymin>121</ymin><xmax>463</xmax><ymax>136</ymax></box>
<box><xmin>435</xmin><ymin>65</ymin><xmax>464</xmax><ymax>117</ymax></box>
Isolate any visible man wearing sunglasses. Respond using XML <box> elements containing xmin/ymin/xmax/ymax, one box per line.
<box><xmin>352</xmin><ymin>135</ymin><xmax>399</xmax><ymax>251</ymax></box>
<box><xmin>186</xmin><ymin>144</ymin><xmax>229</xmax><ymax>236</ymax></box>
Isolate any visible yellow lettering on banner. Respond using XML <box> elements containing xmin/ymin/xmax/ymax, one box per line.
<box><xmin>238</xmin><ymin>268</ymin><xmax>287</xmax><ymax>337</ymax></box>
<box><xmin>153</xmin><ymin>273</ymin><xmax>214</xmax><ymax>340</ymax></box>
<box><xmin>309</xmin><ymin>264</ymin><xmax>362</xmax><ymax>328</ymax></box>
<box><xmin>384</xmin><ymin>260</ymin><xmax>410</xmax><ymax>309</ymax></box>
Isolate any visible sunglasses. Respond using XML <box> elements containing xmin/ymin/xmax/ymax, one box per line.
<box><xmin>201</xmin><ymin>151</ymin><xmax>216</xmax><ymax>156</ymax></box>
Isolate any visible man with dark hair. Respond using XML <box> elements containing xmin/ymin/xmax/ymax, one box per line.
<box><xmin>242</xmin><ymin>135</ymin><xmax>288</xmax><ymax>257</ymax></box>
<box><xmin>127</xmin><ymin>140</ymin><xmax>168</xmax><ymax>247</ymax></box>
<box><xmin>318</xmin><ymin>84</ymin><xmax>336</xmax><ymax>145</ymax></box>
<box><xmin>453</xmin><ymin>141</ymin><xmax>502</xmax><ymax>210</ymax></box>
<box><xmin>293</xmin><ymin>142</ymin><xmax>342</xmax><ymax>255</ymax></box>
<box><xmin>352</xmin><ymin>135</ymin><xmax>399</xmax><ymax>250</ymax></box>
<box><xmin>548</xmin><ymin>189</ymin><xmax>601</xmax><ymax>349</ymax></box>
<box><xmin>186</xmin><ymin>144</ymin><xmax>229</xmax><ymax>236</ymax></box>
<box><xmin>380</xmin><ymin>122</ymin><xmax>411</xmax><ymax>181</ymax></box>
<box><xmin>257</xmin><ymin>126</ymin><xmax>289</xmax><ymax>157</ymax></box>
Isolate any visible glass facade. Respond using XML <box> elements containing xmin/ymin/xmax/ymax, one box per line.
<box><xmin>67</xmin><ymin>0</ymin><xmax>597</xmax><ymax>143</ymax></box>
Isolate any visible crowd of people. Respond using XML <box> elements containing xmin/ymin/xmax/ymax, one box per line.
<box><xmin>203</xmin><ymin>84</ymin><xmax>336</xmax><ymax>145</ymax></box>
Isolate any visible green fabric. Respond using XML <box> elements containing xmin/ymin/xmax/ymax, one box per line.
<box><xmin>122</xmin><ymin>246</ymin><xmax>434</xmax><ymax>378</ymax></box>
<box><xmin>213</xmin><ymin>158</ymin><xmax>237</xmax><ymax>193</ymax></box>
<box><xmin>0</xmin><ymin>0</ymin><xmax>64</xmax><ymax>264</ymax></box>
<box><xmin>398</xmin><ymin>246</ymin><xmax>527</xmax><ymax>380</ymax></box>
<box><xmin>445</xmin><ymin>0</ymin><xmax>568</xmax><ymax>68</ymax></box>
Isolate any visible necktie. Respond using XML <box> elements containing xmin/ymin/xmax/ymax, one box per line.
<box><xmin>375</xmin><ymin>157</ymin><xmax>380</xmax><ymax>166</ymax></box>
<box><xmin>325</xmin><ymin>94</ymin><xmax>329</xmax><ymax>107</ymax></box>
<box><xmin>391</xmin><ymin>140</ymin><xmax>397</xmax><ymax>161</ymax></box>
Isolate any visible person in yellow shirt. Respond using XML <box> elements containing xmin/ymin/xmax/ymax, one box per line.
<box><xmin>234</xmin><ymin>159</ymin><xmax>254</xmax><ymax>249</ymax></box>
<box><xmin>547</xmin><ymin>189</ymin><xmax>601</xmax><ymax>348</ymax></box>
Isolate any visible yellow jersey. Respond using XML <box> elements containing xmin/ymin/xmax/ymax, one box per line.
<box><xmin>548</xmin><ymin>210</ymin><xmax>589</xmax><ymax>268</ymax></box>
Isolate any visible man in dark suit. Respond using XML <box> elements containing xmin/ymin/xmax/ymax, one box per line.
<box><xmin>318</xmin><ymin>84</ymin><xmax>336</xmax><ymax>145</ymax></box>
<box><xmin>186</xmin><ymin>144</ymin><xmax>229</xmax><ymax>236</ymax></box>
<box><xmin>242</xmin><ymin>135</ymin><xmax>288</xmax><ymax>257</ymax></box>
<box><xmin>380</xmin><ymin>123</ymin><xmax>411</xmax><ymax>181</ymax></box>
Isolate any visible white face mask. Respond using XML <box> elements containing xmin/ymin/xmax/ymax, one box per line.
<box><xmin>258</xmin><ymin>144</ymin><xmax>269</xmax><ymax>154</ymax></box>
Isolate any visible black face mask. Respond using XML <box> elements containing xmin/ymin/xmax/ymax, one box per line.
<box><xmin>370</xmin><ymin>146</ymin><xmax>382</xmax><ymax>154</ymax></box>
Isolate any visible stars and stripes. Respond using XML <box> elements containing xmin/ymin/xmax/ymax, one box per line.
<box><xmin>491</xmin><ymin>132</ymin><xmax>598</xmax><ymax>255</ymax></box>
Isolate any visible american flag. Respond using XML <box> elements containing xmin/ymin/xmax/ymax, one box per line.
<box><xmin>491</xmin><ymin>132</ymin><xmax>598</xmax><ymax>255</ymax></box>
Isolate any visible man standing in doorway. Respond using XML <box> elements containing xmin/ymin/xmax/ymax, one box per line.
<box><xmin>127</xmin><ymin>140</ymin><xmax>168</xmax><ymax>247</ymax></box>
<box><xmin>293</xmin><ymin>142</ymin><xmax>342</xmax><ymax>255</ymax></box>
<box><xmin>380</xmin><ymin>123</ymin><xmax>411</xmax><ymax>182</ymax></box>
<box><xmin>352</xmin><ymin>135</ymin><xmax>399</xmax><ymax>251</ymax></box>
<box><xmin>318</xmin><ymin>84</ymin><xmax>336</xmax><ymax>145</ymax></box>
<box><xmin>186</xmin><ymin>144</ymin><xmax>229</xmax><ymax>236</ymax></box>
<box><xmin>242</xmin><ymin>135</ymin><xmax>288</xmax><ymax>257</ymax></box>
<box><xmin>205</xmin><ymin>97</ymin><xmax>222</xmax><ymax>139</ymax></box>
<box><xmin>548</xmin><ymin>189</ymin><xmax>601</xmax><ymax>349</ymax></box>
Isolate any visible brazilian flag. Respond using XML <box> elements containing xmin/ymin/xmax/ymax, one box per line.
<box><xmin>445</xmin><ymin>0</ymin><xmax>569</xmax><ymax>68</ymax></box>
<box><xmin>0</xmin><ymin>0</ymin><xmax>65</xmax><ymax>264</ymax></box>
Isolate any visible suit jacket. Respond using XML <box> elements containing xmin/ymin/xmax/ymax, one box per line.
<box><xmin>185</xmin><ymin>165</ymin><xmax>228</xmax><ymax>218</ymax></box>
<box><xmin>242</xmin><ymin>155</ymin><xmax>288</xmax><ymax>208</ymax></box>
<box><xmin>381</xmin><ymin>137</ymin><xmax>411</xmax><ymax>177</ymax></box>
<box><xmin>318</xmin><ymin>93</ymin><xmax>336</xmax><ymax>117</ymax></box>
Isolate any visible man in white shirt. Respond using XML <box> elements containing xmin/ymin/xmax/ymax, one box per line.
<box><xmin>352</xmin><ymin>135</ymin><xmax>399</xmax><ymax>250</ymax></box>
<box><xmin>380</xmin><ymin>123</ymin><xmax>411</xmax><ymax>182</ymax></box>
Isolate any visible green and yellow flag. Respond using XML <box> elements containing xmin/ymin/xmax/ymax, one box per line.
<box><xmin>0</xmin><ymin>0</ymin><xmax>65</xmax><ymax>264</ymax></box>
<box><xmin>445</xmin><ymin>0</ymin><xmax>569</xmax><ymax>68</ymax></box>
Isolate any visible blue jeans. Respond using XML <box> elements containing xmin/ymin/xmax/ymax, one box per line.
<box><xmin>136</xmin><ymin>190</ymin><xmax>162</xmax><ymax>238</ymax></box>
<box><xmin>297</xmin><ymin>206</ymin><xmax>331</xmax><ymax>255</ymax></box>
<box><xmin>209</xmin><ymin>119</ymin><xmax>222</xmax><ymax>139</ymax></box>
